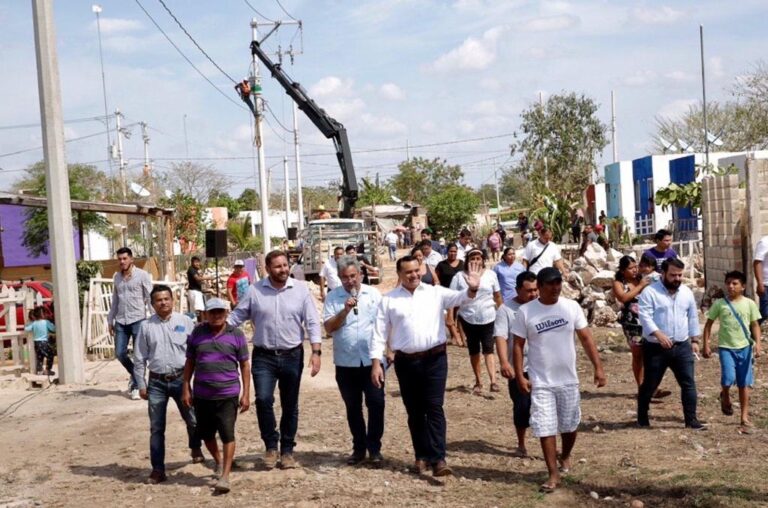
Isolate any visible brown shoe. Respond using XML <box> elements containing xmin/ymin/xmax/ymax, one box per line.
<box><xmin>280</xmin><ymin>453</ymin><xmax>299</xmax><ymax>469</ymax></box>
<box><xmin>432</xmin><ymin>460</ymin><xmax>453</xmax><ymax>477</ymax></box>
<box><xmin>263</xmin><ymin>449</ymin><xmax>279</xmax><ymax>470</ymax></box>
<box><xmin>191</xmin><ymin>448</ymin><xmax>205</xmax><ymax>464</ymax></box>
<box><xmin>412</xmin><ymin>459</ymin><xmax>428</xmax><ymax>474</ymax></box>
<box><xmin>147</xmin><ymin>470</ymin><xmax>167</xmax><ymax>484</ymax></box>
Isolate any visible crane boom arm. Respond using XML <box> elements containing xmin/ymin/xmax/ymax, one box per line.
<box><xmin>250</xmin><ymin>40</ymin><xmax>358</xmax><ymax>217</ymax></box>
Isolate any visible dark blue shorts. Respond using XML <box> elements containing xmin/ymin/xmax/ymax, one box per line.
<box><xmin>718</xmin><ymin>346</ymin><xmax>753</xmax><ymax>388</ymax></box>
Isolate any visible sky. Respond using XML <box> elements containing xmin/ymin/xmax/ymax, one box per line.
<box><xmin>1</xmin><ymin>0</ymin><xmax>767</xmax><ymax>198</ymax></box>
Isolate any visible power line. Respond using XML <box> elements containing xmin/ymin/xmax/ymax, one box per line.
<box><xmin>243</xmin><ymin>0</ymin><xmax>275</xmax><ymax>22</ymax></box>
<box><xmin>274</xmin><ymin>0</ymin><xmax>298</xmax><ymax>21</ymax></box>
<box><xmin>133</xmin><ymin>0</ymin><xmax>246</xmax><ymax>111</ymax></box>
<box><xmin>264</xmin><ymin>101</ymin><xmax>293</xmax><ymax>133</ymax></box>
<box><xmin>0</xmin><ymin>127</ymin><xmax>136</xmax><ymax>158</ymax></box>
<box><xmin>155</xmin><ymin>0</ymin><xmax>238</xmax><ymax>84</ymax></box>
<box><xmin>0</xmin><ymin>114</ymin><xmax>115</xmax><ymax>131</ymax></box>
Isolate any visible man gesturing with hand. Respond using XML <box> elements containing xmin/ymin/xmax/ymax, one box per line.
<box><xmin>371</xmin><ymin>255</ymin><xmax>483</xmax><ymax>477</ymax></box>
<box><xmin>511</xmin><ymin>267</ymin><xmax>606</xmax><ymax>493</ymax></box>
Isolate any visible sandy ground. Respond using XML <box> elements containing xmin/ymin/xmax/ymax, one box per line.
<box><xmin>2</xmin><ymin>250</ymin><xmax>768</xmax><ymax>507</ymax></box>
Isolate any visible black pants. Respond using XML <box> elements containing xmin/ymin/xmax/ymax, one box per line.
<box><xmin>34</xmin><ymin>340</ymin><xmax>54</xmax><ymax>373</ymax></box>
<box><xmin>394</xmin><ymin>351</ymin><xmax>448</xmax><ymax>463</ymax></box>
<box><xmin>335</xmin><ymin>365</ymin><xmax>385</xmax><ymax>455</ymax></box>
<box><xmin>638</xmin><ymin>340</ymin><xmax>698</xmax><ymax>425</ymax></box>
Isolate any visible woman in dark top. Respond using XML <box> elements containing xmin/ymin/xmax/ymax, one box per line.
<box><xmin>410</xmin><ymin>245</ymin><xmax>439</xmax><ymax>286</ymax></box>
<box><xmin>435</xmin><ymin>243</ymin><xmax>464</xmax><ymax>288</ymax></box>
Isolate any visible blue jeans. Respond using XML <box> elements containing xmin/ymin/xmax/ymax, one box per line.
<box><xmin>147</xmin><ymin>376</ymin><xmax>201</xmax><ymax>473</ymax></box>
<box><xmin>335</xmin><ymin>365</ymin><xmax>385</xmax><ymax>455</ymax></box>
<box><xmin>115</xmin><ymin>320</ymin><xmax>144</xmax><ymax>390</ymax></box>
<box><xmin>388</xmin><ymin>244</ymin><xmax>397</xmax><ymax>261</ymax></box>
<box><xmin>251</xmin><ymin>347</ymin><xmax>303</xmax><ymax>454</ymax></box>
<box><xmin>759</xmin><ymin>288</ymin><xmax>768</xmax><ymax>324</ymax></box>
<box><xmin>394</xmin><ymin>351</ymin><xmax>448</xmax><ymax>463</ymax></box>
<box><xmin>638</xmin><ymin>340</ymin><xmax>698</xmax><ymax>425</ymax></box>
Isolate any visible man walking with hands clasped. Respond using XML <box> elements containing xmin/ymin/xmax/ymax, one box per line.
<box><xmin>511</xmin><ymin>267</ymin><xmax>606</xmax><ymax>493</ymax></box>
<box><xmin>371</xmin><ymin>254</ymin><xmax>484</xmax><ymax>477</ymax></box>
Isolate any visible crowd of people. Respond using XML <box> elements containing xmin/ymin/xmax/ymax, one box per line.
<box><xmin>101</xmin><ymin>221</ymin><xmax>764</xmax><ymax>495</ymax></box>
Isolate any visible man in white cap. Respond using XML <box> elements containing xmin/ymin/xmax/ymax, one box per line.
<box><xmin>227</xmin><ymin>260</ymin><xmax>251</xmax><ymax>307</ymax></box>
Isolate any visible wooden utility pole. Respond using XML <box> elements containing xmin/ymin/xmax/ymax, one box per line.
<box><xmin>32</xmin><ymin>0</ymin><xmax>85</xmax><ymax>383</ymax></box>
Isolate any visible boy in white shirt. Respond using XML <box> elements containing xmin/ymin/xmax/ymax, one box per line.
<box><xmin>511</xmin><ymin>267</ymin><xmax>606</xmax><ymax>493</ymax></box>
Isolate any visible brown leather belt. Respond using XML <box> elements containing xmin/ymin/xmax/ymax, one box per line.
<box><xmin>394</xmin><ymin>343</ymin><xmax>446</xmax><ymax>359</ymax></box>
<box><xmin>149</xmin><ymin>370</ymin><xmax>183</xmax><ymax>381</ymax></box>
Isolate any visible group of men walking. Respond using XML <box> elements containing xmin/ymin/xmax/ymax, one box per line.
<box><xmin>105</xmin><ymin>223</ymin><xmax>766</xmax><ymax>496</ymax></box>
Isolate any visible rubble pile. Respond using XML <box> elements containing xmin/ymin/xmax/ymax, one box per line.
<box><xmin>562</xmin><ymin>243</ymin><xmax>705</xmax><ymax>327</ymax></box>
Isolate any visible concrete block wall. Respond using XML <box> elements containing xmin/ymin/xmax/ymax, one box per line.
<box><xmin>701</xmin><ymin>174</ymin><xmax>746</xmax><ymax>289</ymax></box>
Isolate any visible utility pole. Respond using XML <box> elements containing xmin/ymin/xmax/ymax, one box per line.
<box><xmin>183</xmin><ymin>114</ymin><xmax>189</xmax><ymax>160</ymax></box>
<box><xmin>539</xmin><ymin>92</ymin><xmax>549</xmax><ymax>190</ymax></box>
<box><xmin>283</xmin><ymin>156</ymin><xmax>292</xmax><ymax>236</ymax></box>
<box><xmin>293</xmin><ymin>101</ymin><xmax>305</xmax><ymax>230</ymax></box>
<box><xmin>114</xmin><ymin>108</ymin><xmax>126</xmax><ymax>199</ymax></box>
<box><xmin>699</xmin><ymin>25</ymin><xmax>710</xmax><ymax>168</ymax></box>
<box><xmin>140</xmin><ymin>121</ymin><xmax>151</xmax><ymax>176</ymax></box>
<box><xmin>611</xmin><ymin>90</ymin><xmax>618</xmax><ymax>163</ymax></box>
<box><xmin>251</xmin><ymin>19</ymin><xmax>271</xmax><ymax>254</ymax></box>
<box><xmin>32</xmin><ymin>0</ymin><xmax>84</xmax><ymax>384</ymax></box>
<box><xmin>91</xmin><ymin>4</ymin><xmax>112</xmax><ymax>176</ymax></box>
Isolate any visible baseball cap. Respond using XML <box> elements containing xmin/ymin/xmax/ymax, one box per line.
<box><xmin>421</xmin><ymin>227</ymin><xmax>433</xmax><ymax>234</ymax></box>
<box><xmin>536</xmin><ymin>267</ymin><xmax>563</xmax><ymax>284</ymax></box>
<box><xmin>233</xmin><ymin>259</ymin><xmax>245</xmax><ymax>267</ymax></box>
<box><xmin>205</xmin><ymin>298</ymin><xmax>229</xmax><ymax>311</ymax></box>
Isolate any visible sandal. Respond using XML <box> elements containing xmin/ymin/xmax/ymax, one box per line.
<box><xmin>490</xmin><ymin>382</ymin><xmax>500</xmax><ymax>393</ymax></box>
<box><xmin>739</xmin><ymin>421</ymin><xmax>754</xmax><ymax>434</ymax></box>
<box><xmin>539</xmin><ymin>482</ymin><xmax>557</xmax><ymax>493</ymax></box>
<box><xmin>719</xmin><ymin>393</ymin><xmax>734</xmax><ymax>416</ymax></box>
<box><xmin>472</xmin><ymin>384</ymin><xmax>483</xmax><ymax>396</ymax></box>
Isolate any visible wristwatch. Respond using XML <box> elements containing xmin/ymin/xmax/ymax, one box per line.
<box><xmin>312</xmin><ymin>350</ymin><xmax>322</xmax><ymax>356</ymax></box>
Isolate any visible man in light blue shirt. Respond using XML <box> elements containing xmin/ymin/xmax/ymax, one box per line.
<box><xmin>637</xmin><ymin>257</ymin><xmax>705</xmax><ymax>430</ymax></box>
<box><xmin>323</xmin><ymin>256</ymin><xmax>385</xmax><ymax>466</ymax></box>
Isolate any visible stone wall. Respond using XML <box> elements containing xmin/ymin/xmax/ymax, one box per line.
<box><xmin>701</xmin><ymin>174</ymin><xmax>746</xmax><ymax>291</ymax></box>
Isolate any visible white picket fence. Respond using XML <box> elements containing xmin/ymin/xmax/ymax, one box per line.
<box><xmin>0</xmin><ymin>284</ymin><xmax>48</xmax><ymax>374</ymax></box>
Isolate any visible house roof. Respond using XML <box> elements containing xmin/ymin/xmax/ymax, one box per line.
<box><xmin>0</xmin><ymin>192</ymin><xmax>175</xmax><ymax>217</ymax></box>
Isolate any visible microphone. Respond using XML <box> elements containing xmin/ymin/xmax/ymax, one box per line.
<box><xmin>350</xmin><ymin>287</ymin><xmax>359</xmax><ymax>315</ymax></box>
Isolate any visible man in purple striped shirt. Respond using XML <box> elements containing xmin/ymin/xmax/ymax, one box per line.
<box><xmin>182</xmin><ymin>298</ymin><xmax>250</xmax><ymax>494</ymax></box>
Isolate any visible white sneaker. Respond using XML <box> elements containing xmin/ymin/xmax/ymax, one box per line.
<box><xmin>130</xmin><ymin>389</ymin><xmax>141</xmax><ymax>400</ymax></box>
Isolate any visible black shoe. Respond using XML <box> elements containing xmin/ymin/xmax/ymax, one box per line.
<box><xmin>147</xmin><ymin>470</ymin><xmax>167</xmax><ymax>484</ymax></box>
<box><xmin>346</xmin><ymin>452</ymin><xmax>366</xmax><ymax>465</ymax></box>
<box><xmin>637</xmin><ymin>418</ymin><xmax>650</xmax><ymax>428</ymax></box>
<box><xmin>686</xmin><ymin>420</ymin><xmax>707</xmax><ymax>431</ymax></box>
<box><xmin>369</xmin><ymin>452</ymin><xmax>384</xmax><ymax>466</ymax></box>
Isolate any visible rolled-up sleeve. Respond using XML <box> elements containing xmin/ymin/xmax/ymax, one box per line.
<box><xmin>370</xmin><ymin>299</ymin><xmax>389</xmax><ymax>360</ymax></box>
<box><xmin>303</xmin><ymin>291</ymin><xmax>322</xmax><ymax>344</ymax></box>
<box><xmin>638</xmin><ymin>287</ymin><xmax>659</xmax><ymax>337</ymax></box>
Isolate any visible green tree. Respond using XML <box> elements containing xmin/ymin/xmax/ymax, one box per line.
<box><xmin>13</xmin><ymin>161</ymin><xmax>113</xmax><ymax>256</ymax></box>
<box><xmin>509</xmin><ymin>92</ymin><xmax>608</xmax><ymax>204</ymax></box>
<box><xmin>208</xmin><ymin>190</ymin><xmax>243</xmax><ymax>219</ymax></box>
<box><xmin>227</xmin><ymin>216</ymin><xmax>261</xmax><ymax>252</ymax></box>
<box><xmin>160</xmin><ymin>191</ymin><xmax>205</xmax><ymax>247</ymax></box>
<box><xmin>238</xmin><ymin>188</ymin><xmax>260</xmax><ymax>210</ymax></box>
<box><xmin>498</xmin><ymin>171</ymin><xmax>533</xmax><ymax>208</ymax></box>
<box><xmin>162</xmin><ymin>161</ymin><xmax>232</xmax><ymax>203</ymax></box>
<box><xmin>357</xmin><ymin>177</ymin><xmax>393</xmax><ymax>211</ymax></box>
<box><xmin>424</xmin><ymin>185</ymin><xmax>480</xmax><ymax>237</ymax></box>
<box><xmin>391</xmin><ymin>157</ymin><xmax>463</xmax><ymax>204</ymax></box>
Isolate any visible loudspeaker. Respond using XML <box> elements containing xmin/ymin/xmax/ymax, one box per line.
<box><xmin>287</xmin><ymin>227</ymin><xmax>298</xmax><ymax>240</ymax></box>
<box><xmin>205</xmin><ymin>229</ymin><xmax>227</xmax><ymax>258</ymax></box>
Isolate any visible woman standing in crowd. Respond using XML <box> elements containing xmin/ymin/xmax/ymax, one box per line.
<box><xmin>411</xmin><ymin>245</ymin><xmax>439</xmax><ymax>286</ymax></box>
<box><xmin>450</xmin><ymin>248</ymin><xmax>503</xmax><ymax>394</ymax></box>
<box><xmin>612</xmin><ymin>255</ymin><xmax>670</xmax><ymax>399</ymax></box>
<box><xmin>436</xmin><ymin>244</ymin><xmax>465</xmax><ymax>346</ymax></box>
<box><xmin>493</xmin><ymin>247</ymin><xmax>525</xmax><ymax>302</ymax></box>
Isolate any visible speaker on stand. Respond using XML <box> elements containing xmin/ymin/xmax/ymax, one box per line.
<box><xmin>205</xmin><ymin>229</ymin><xmax>228</xmax><ymax>296</ymax></box>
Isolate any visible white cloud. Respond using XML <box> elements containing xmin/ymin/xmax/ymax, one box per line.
<box><xmin>657</xmin><ymin>98</ymin><xmax>697</xmax><ymax>119</ymax></box>
<box><xmin>309</xmin><ymin>76</ymin><xmax>355</xmax><ymax>98</ymax></box>
<box><xmin>709</xmin><ymin>56</ymin><xmax>725</xmax><ymax>79</ymax></box>
<box><xmin>521</xmin><ymin>14</ymin><xmax>579</xmax><ymax>32</ymax></box>
<box><xmin>360</xmin><ymin>113</ymin><xmax>407</xmax><ymax>136</ymax></box>
<box><xmin>628</xmin><ymin>6</ymin><xmax>684</xmax><ymax>24</ymax></box>
<box><xmin>324</xmin><ymin>98</ymin><xmax>366</xmax><ymax>121</ymax></box>
<box><xmin>429</xmin><ymin>26</ymin><xmax>505</xmax><ymax>72</ymax></box>
<box><xmin>94</xmin><ymin>18</ymin><xmax>144</xmax><ymax>34</ymax></box>
<box><xmin>470</xmin><ymin>100</ymin><xmax>497</xmax><ymax>116</ymax></box>
<box><xmin>479</xmin><ymin>77</ymin><xmax>501</xmax><ymax>91</ymax></box>
<box><xmin>379</xmin><ymin>83</ymin><xmax>405</xmax><ymax>101</ymax></box>
<box><xmin>664</xmin><ymin>70</ymin><xmax>694</xmax><ymax>82</ymax></box>
<box><xmin>420</xmin><ymin>120</ymin><xmax>436</xmax><ymax>133</ymax></box>
<box><xmin>621</xmin><ymin>70</ymin><xmax>657</xmax><ymax>87</ymax></box>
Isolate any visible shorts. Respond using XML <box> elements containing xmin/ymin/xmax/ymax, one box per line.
<box><xmin>187</xmin><ymin>290</ymin><xmax>204</xmax><ymax>312</ymax></box>
<box><xmin>530</xmin><ymin>384</ymin><xmax>581</xmax><ymax>438</ymax></box>
<box><xmin>458</xmin><ymin>317</ymin><xmax>495</xmax><ymax>355</ymax></box>
<box><xmin>194</xmin><ymin>397</ymin><xmax>239</xmax><ymax>444</ymax></box>
<box><xmin>718</xmin><ymin>346</ymin><xmax>754</xmax><ymax>388</ymax></box>
<box><xmin>508</xmin><ymin>374</ymin><xmax>531</xmax><ymax>429</ymax></box>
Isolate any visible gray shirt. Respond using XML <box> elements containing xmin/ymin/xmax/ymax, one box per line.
<box><xmin>228</xmin><ymin>277</ymin><xmax>322</xmax><ymax>349</ymax></box>
<box><xmin>133</xmin><ymin>312</ymin><xmax>195</xmax><ymax>390</ymax></box>
<box><xmin>494</xmin><ymin>298</ymin><xmax>527</xmax><ymax>372</ymax></box>
<box><xmin>108</xmin><ymin>266</ymin><xmax>153</xmax><ymax>325</ymax></box>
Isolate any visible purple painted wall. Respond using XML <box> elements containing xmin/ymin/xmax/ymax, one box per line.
<box><xmin>0</xmin><ymin>204</ymin><xmax>81</xmax><ymax>267</ymax></box>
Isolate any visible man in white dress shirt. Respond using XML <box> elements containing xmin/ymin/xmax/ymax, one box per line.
<box><xmin>371</xmin><ymin>255</ymin><xmax>482</xmax><ymax>477</ymax></box>
<box><xmin>320</xmin><ymin>246</ymin><xmax>344</xmax><ymax>301</ymax></box>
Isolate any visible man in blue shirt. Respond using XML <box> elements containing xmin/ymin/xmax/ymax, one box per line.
<box><xmin>323</xmin><ymin>256</ymin><xmax>385</xmax><ymax>466</ymax></box>
<box><xmin>637</xmin><ymin>257</ymin><xmax>705</xmax><ymax>430</ymax></box>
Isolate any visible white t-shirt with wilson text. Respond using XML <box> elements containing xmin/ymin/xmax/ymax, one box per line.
<box><xmin>510</xmin><ymin>298</ymin><xmax>587</xmax><ymax>388</ymax></box>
